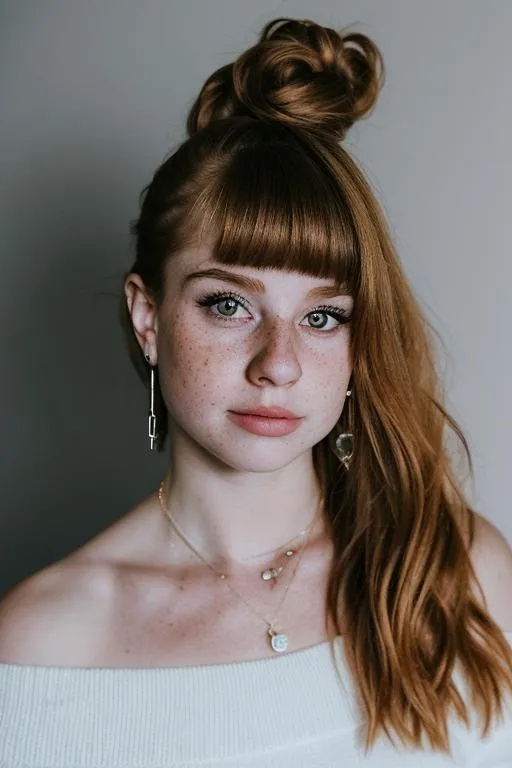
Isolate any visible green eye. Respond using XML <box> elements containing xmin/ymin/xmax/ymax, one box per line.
<box><xmin>216</xmin><ymin>298</ymin><xmax>239</xmax><ymax>316</ymax></box>
<box><xmin>196</xmin><ymin>291</ymin><xmax>352</xmax><ymax>330</ymax></box>
<box><xmin>197</xmin><ymin>290</ymin><xmax>250</xmax><ymax>319</ymax></box>
<box><xmin>304</xmin><ymin>307</ymin><xmax>352</xmax><ymax>331</ymax></box>
<box><xmin>309</xmin><ymin>312</ymin><xmax>329</xmax><ymax>328</ymax></box>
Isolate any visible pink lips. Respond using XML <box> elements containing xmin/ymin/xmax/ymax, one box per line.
<box><xmin>227</xmin><ymin>406</ymin><xmax>303</xmax><ymax>437</ymax></box>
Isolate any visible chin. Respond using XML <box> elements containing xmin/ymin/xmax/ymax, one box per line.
<box><xmin>204</xmin><ymin>435</ymin><xmax>315</xmax><ymax>473</ymax></box>
<box><xmin>218</xmin><ymin>453</ymin><xmax>306</xmax><ymax>474</ymax></box>
<box><xmin>175</xmin><ymin>417</ymin><xmax>324</xmax><ymax>472</ymax></box>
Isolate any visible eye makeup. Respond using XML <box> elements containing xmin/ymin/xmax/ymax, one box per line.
<box><xmin>195</xmin><ymin>289</ymin><xmax>352</xmax><ymax>331</ymax></box>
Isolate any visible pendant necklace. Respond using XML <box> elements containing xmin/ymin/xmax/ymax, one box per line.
<box><xmin>157</xmin><ymin>482</ymin><xmax>322</xmax><ymax>653</ymax></box>
<box><xmin>256</xmin><ymin>520</ymin><xmax>317</xmax><ymax>587</ymax></box>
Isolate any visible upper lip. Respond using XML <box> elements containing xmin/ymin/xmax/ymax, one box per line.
<box><xmin>231</xmin><ymin>406</ymin><xmax>302</xmax><ymax>419</ymax></box>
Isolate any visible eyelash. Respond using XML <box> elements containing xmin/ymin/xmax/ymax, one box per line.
<box><xmin>196</xmin><ymin>289</ymin><xmax>352</xmax><ymax>330</ymax></box>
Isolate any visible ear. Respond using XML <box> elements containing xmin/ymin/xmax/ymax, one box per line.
<box><xmin>123</xmin><ymin>273</ymin><xmax>159</xmax><ymax>365</ymax></box>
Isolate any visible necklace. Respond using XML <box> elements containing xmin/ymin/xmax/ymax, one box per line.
<box><xmin>157</xmin><ymin>481</ymin><xmax>322</xmax><ymax>653</ymax></box>
<box><xmin>256</xmin><ymin>515</ymin><xmax>317</xmax><ymax>585</ymax></box>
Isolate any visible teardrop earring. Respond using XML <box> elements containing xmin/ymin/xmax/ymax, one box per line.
<box><xmin>333</xmin><ymin>388</ymin><xmax>354</xmax><ymax>471</ymax></box>
<box><xmin>145</xmin><ymin>352</ymin><xmax>157</xmax><ymax>451</ymax></box>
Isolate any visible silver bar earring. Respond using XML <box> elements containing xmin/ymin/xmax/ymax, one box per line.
<box><xmin>145</xmin><ymin>353</ymin><xmax>157</xmax><ymax>451</ymax></box>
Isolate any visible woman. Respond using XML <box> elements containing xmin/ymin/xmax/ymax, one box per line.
<box><xmin>1</xmin><ymin>16</ymin><xmax>511</xmax><ymax>767</ymax></box>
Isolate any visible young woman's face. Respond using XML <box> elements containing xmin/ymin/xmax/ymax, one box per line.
<box><xmin>155</xmin><ymin>244</ymin><xmax>354</xmax><ymax>471</ymax></box>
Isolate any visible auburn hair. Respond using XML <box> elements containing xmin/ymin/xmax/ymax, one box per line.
<box><xmin>120</xmin><ymin>17</ymin><xmax>512</xmax><ymax>757</ymax></box>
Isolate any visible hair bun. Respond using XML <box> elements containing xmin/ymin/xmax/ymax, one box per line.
<box><xmin>187</xmin><ymin>17</ymin><xmax>384</xmax><ymax>139</ymax></box>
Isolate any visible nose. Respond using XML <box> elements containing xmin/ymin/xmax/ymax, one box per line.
<box><xmin>246</xmin><ymin>318</ymin><xmax>302</xmax><ymax>388</ymax></box>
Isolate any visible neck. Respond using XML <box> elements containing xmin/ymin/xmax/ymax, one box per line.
<box><xmin>158</xmin><ymin>443</ymin><xmax>326</xmax><ymax>570</ymax></box>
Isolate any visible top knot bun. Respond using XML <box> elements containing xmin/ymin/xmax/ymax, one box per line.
<box><xmin>187</xmin><ymin>17</ymin><xmax>384</xmax><ymax>140</ymax></box>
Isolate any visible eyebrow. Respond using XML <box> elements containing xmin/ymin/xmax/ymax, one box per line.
<box><xmin>182</xmin><ymin>267</ymin><xmax>351</xmax><ymax>299</ymax></box>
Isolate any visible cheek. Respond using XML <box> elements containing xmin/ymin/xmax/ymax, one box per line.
<box><xmin>309</xmin><ymin>335</ymin><xmax>351</xmax><ymax>378</ymax></box>
<box><xmin>158</xmin><ymin>320</ymin><xmax>239</xmax><ymax>406</ymax></box>
<box><xmin>304</xmin><ymin>343</ymin><xmax>352</xmax><ymax>410</ymax></box>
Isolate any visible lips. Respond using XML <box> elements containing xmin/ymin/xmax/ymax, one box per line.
<box><xmin>227</xmin><ymin>408</ymin><xmax>303</xmax><ymax>437</ymax></box>
<box><xmin>230</xmin><ymin>406</ymin><xmax>301</xmax><ymax>419</ymax></box>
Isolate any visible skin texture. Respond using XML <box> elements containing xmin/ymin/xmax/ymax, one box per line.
<box><xmin>124</xmin><ymin>242</ymin><xmax>354</xmax><ymax>566</ymax></box>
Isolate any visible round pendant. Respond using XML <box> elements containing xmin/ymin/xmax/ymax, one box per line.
<box><xmin>269</xmin><ymin>632</ymin><xmax>288</xmax><ymax>653</ymax></box>
<box><xmin>261</xmin><ymin>565</ymin><xmax>284</xmax><ymax>581</ymax></box>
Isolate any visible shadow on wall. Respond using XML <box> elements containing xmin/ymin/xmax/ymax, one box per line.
<box><xmin>0</xmin><ymin>133</ymin><xmax>168</xmax><ymax>597</ymax></box>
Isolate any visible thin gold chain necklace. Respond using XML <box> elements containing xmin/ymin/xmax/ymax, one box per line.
<box><xmin>242</xmin><ymin>518</ymin><xmax>316</xmax><ymax>583</ymax></box>
<box><xmin>157</xmin><ymin>481</ymin><xmax>322</xmax><ymax>653</ymax></box>
<box><xmin>248</xmin><ymin>509</ymin><xmax>318</xmax><ymax>584</ymax></box>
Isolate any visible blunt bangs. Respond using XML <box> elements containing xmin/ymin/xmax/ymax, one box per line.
<box><xmin>192</xmin><ymin>132</ymin><xmax>360</xmax><ymax>291</ymax></box>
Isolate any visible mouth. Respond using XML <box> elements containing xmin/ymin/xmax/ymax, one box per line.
<box><xmin>230</xmin><ymin>406</ymin><xmax>301</xmax><ymax>419</ymax></box>
<box><xmin>227</xmin><ymin>409</ymin><xmax>303</xmax><ymax>437</ymax></box>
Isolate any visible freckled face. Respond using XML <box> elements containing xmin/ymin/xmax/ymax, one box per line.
<box><xmin>155</xmin><ymin>245</ymin><xmax>353</xmax><ymax>471</ymax></box>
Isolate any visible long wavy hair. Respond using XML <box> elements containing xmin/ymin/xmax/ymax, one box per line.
<box><xmin>120</xmin><ymin>17</ymin><xmax>512</xmax><ymax>756</ymax></box>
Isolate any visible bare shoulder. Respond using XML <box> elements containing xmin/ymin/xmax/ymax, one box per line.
<box><xmin>0</xmin><ymin>491</ymin><xmax>168</xmax><ymax>667</ymax></box>
<box><xmin>469</xmin><ymin>510</ymin><xmax>512</xmax><ymax>633</ymax></box>
<box><xmin>0</xmin><ymin>557</ymin><xmax>117</xmax><ymax>667</ymax></box>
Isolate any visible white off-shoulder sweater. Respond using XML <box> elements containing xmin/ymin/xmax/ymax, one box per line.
<box><xmin>1</xmin><ymin>633</ymin><xmax>511</xmax><ymax>767</ymax></box>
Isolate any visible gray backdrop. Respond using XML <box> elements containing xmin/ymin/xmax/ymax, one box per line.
<box><xmin>1</xmin><ymin>0</ymin><xmax>510</xmax><ymax>595</ymax></box>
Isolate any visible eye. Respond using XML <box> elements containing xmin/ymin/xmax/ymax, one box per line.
<box><xmin>196</xmin><ymin>290</ymin><xmax>251</xmax><ymax>320</ymax></box>
<box><xmin>196</xmin><ymin>291</ymin><xmax>352</xmax><ymax>330</ymax></box>
<box><xmin>302</xmin><ymin>306</ymin><xmax>352</xmax><ymax>332</ymax></box>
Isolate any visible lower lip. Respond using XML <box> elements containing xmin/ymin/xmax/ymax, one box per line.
<box><xmin>227</xmin><ymin>412</ymin><xmax>303</xmax><ymax>437</ymax></box>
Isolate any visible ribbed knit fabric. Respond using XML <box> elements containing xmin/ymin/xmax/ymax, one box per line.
<box><xmin>1</xmin><ymin>632</ymin><xmax>511</xmax><ymax>767</ymax></box>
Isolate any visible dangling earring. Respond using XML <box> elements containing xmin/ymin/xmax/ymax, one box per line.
<box><xmin>145</xmin><ymin>351</ymin><xmax>157</xmax><ymax>451</ymax></box>
<box><xmin>334</xmin><ymin>388</ymin><xmax>354</xmax><ymax>470</ymax></box>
